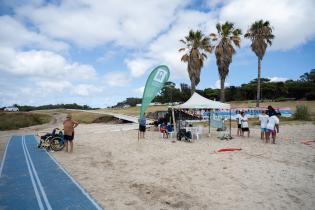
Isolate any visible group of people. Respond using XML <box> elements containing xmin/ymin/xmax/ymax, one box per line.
<box><xmin>236</xmin><ymin>106</ymin><xmax>280</xmax><ymax>144</ymax></box>
<box><xmin>258</xmin><ymin>108</ymin><xmax>280</xmax><ymax>144</ymax></box>
<box><xmin>159</xmin><ymin>122</ymin><xmax>173</xmax><ymax>138</ymax></box>
<box><xmin>139</xmin><ymin>113</ymin><xmax>175</xmax><ymax>139</ymax></box>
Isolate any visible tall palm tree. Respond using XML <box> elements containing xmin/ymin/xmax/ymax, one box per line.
<box><xmin>244</xmin><ymin>20</ymin><xmax>274</xmax><ymax>107</ymax></box>
<box><xmin>179</xmin><ymin>30</ymin><xmax>213</xmax><ymax>94</ymax></box>
<box><xmin>210</xmin><ymin>22</ymin><xmax>242</xmax><ymax>102</ymax></box>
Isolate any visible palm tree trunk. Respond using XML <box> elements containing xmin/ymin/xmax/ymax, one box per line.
<box><xmin>191</xmin><ymin>80</ymin><xmax>195</xmax><ymax>95</ymax></box>
<box><xmin>256</xmin><ymin>58</ymin><xmax>261</xmax><ymax>107</ymax></box>
<box><xmin>220</xmin><ymin>78</ymin><xmax>225</xmax><ymax>102</ymax></box>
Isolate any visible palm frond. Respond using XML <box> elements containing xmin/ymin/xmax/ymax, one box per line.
<box><xmin>179</xmin><ymin>39</ymin><xmax>186</xmax><ymax>44</ymax></box>
<box><xmin>178</xmin><ymin>48</ymin><xmax>186</xmax><ymax>52</ymax></box>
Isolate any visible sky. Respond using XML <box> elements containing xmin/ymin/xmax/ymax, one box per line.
<box><xmin>0</xmin><ymin>0</ymin><xmax>314</xmax><ymax>108</ymax></box>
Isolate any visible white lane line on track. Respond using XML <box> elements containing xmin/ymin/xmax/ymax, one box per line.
<box><xmin>43</xmin><ymin>143</ymin><xmax>103</xmax><ymax>210</ymax></box>
<box><xmin>23</xmin><ymin>136</ymin><xmax>52</xmax><ymax>210</ymax></box>
<box><xmin>22</xmin><ymin>136</ymin><xmax>45</xmax><ymax>210</ymax></box>
<box><xmin>0</xmin><ymin>136</ymin><xmax>12</xmax><ymax>177</ymax></box>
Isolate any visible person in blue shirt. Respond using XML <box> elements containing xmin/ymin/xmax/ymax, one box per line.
<box><xmin>139</xmin><ymin>113</ymin><xmax>147</xmax><ymax>138</ymax></box>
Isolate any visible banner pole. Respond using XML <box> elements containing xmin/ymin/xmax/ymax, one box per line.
<box><xmin>172</xmin><ymin>108</ymin><xmax>177</xmax><ymax>134</ymax></box>
<box><xmin>208</xmin><ymin>109</ymin><xmax>211</xmax><ymax>137</ymax></box>
<box><xmin>229</xmin><ymin>109</ymin><xmax>232</xmax><ymax>137</ymax></box>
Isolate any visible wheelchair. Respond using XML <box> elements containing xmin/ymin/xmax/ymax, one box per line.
<box><xmin>37</xmin><ymin>128</ymin><xmax>65</xmax><ymax>151</ymax></box>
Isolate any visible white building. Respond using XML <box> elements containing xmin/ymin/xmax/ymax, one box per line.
<box><xmin>4</xmin><ymin>106</ymin><xmax>19</xmax><ymax>112</ymax></box>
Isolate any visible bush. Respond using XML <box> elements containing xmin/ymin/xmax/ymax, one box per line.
<box><xmin>0</xmin><ymin>112</ymin><xmax>51</xmax><ymax>130</ymax></box>
<box><xmin>294</xmin><ymin>105</ymin><xmax>311</xmax><ymax>121</ymax></box>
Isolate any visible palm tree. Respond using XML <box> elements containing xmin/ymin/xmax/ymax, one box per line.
<box><xmin>210</xmin><ymin>22</ymin><xmax>242</xmax><ymax>102</ymax></box>
<box><xmin>179</xmin><ymin>30</ymin><xmax>213</xmax><ymax>94</ymax></box>
<box><xmin>244</xmin><ymin>20</ymin><xmax>274</xmax><ymax>107</ymax></box>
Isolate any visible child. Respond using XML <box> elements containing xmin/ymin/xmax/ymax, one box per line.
<box><xmin>235</xmin><ymin>110</ymin><xmax>242</xmax><ymax>136</ymax></box>
<box><xmin>266</xmin><ymin>113</ymin><xmax>280</xmax><ymax>144</ymax></box>
<box><xmin>240</xmin><ymin>112</ymin><xmax>250</xmax><ymax>137</ymax></box>
<box><xmin>259</xmin><ymin>110</ymin><xmax>269</xmax><ymax>140</ymax></box>
<box><xmin>160</xmin><ymin>123</ymin><xmax>168</xmax><ymax>138</ymax></box>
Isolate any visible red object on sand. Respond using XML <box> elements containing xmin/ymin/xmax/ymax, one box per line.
<box><xmin>217</xmin><ymin>148</ymin><xmax>242</xmax><ymax>152</ymax></box>
<box><xmin>301</xmin><ymin>140</ymin><xmax>315</xmax><ymax>145</ymax></box>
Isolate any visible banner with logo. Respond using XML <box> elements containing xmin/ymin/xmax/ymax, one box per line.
<box><xmin>140</xmin><ymin>65</ymin><xmax>170</xmax><ymax>118</ymax></box>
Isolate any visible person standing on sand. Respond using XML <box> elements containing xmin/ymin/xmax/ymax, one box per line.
<box><xmin>63</xmin><ymin>114</ymin><xmax>79</xmax><ymax>153</ymax></box>
<box><xmin>240</xmin><ymin>111</ymin><xmax>250</xmax><ymax>137</ymax></box>
<box><xmin>235</xmin><ymin>110</ymin><xmax>242</xmax><ymax>136</ymax></box>
<box><xmin>265</xmin><ymin>113</ymin><xmax>280</xmax><ymax>144</ymax></box>
<box><xmin>139</xmin><ymin>113</ymin><xmax>146</xmax><ymax>139</ymax></box>
<box><xmin>267</xmin><ymin>105</ymin><xmax>277</xmax><ymax>117</ymax></box>
<box><xmin>259</xmin><ymin>110</ymin><xmax>269</xmax><ymax>140</ymax></box>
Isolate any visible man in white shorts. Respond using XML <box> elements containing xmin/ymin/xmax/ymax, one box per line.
<box><xmin>235</xmin><ymin>110</ymin><xmax>242</xmax><ymax>136</ymax></box>
<box><xmin>266</xmin><ymin>113</ymin><xmax>280</xmax><ymax>144</ymax></box>
<box><xmin>259</xmin><ymin>110</ymin><xmax>269</xmax><ymax>140</ymax></box>
<box><xmin>240</xmin><ymin>112</ymin><xmax>250</xmax><ymax>137</ymax></box>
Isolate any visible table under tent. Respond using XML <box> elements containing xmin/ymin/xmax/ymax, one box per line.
<box><xmin>171</xmin><ymin>92</ymin><xmax>232</xmax><ymax>140</ymax></box>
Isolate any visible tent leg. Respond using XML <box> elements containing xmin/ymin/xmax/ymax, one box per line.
<box><xmin>208</xmin><ymin>110</ymin><xmax>211</xmax><ymax>137</ymax></box>
<box><xmin>229</xmin><ymin>109</ymin><xmax>232</xmax><ymax>137</ymax></box>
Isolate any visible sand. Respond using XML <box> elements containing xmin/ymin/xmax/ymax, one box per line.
<box><xmin>1</xmin><ymin>122</ymin><xmax>315</xmax><ymax>210</ymax></box>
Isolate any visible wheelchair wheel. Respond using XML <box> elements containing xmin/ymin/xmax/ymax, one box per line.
<box><xmin>177</xmin><ymin>132</ymin><xmax>182</xmax><ymax>141</ymax></box>
<box><xmin>50</xmin><ymin>136</ymin><xmax>64</xmax><ymax>151</ymax></box>
<box><xmin>39</xmin><ymin>136</ymin><xmax>52</xmax><ymax>150</ymax></box>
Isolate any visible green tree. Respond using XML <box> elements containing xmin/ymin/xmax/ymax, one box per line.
<box><xmin>180</xmin><ymin>83</ymin><xmax>191</xmax><ymax>102</ymax></box>
<box><xmin>244</xmin><ymin>20</ymin><xmax>275</xmax><ymax>107</ymax></box>
<box><xmin>179</xmin><ymin>30</ymin><xmax>214</xmax><ymax>94</ymax></box>
<box><xmin>300</xmin><ymin>69</ymin><xmax>315</xmax><ymax>82</ymax></box>
<box><xmin>210</xmin><ymin>22</ymin><xmax>242</xmax><ymax>102</ymax></box>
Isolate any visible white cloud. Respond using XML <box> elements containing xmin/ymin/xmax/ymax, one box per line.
<box><xmin>268</xmin><ymin>77</ymin><xmax>288</xmax><ymax>82</ymax></box>
<box><xmin>0</xmin><ymin>48</ymin><xmax>96</xmax><ymax>79</ymax></box>
<box><xmin>103</xmin><ymin>71</ymin><xmax>131</xmax><ymax>87</ymax></box>
<box><xmin>125</xmin><ymin>9</ymin><xmax>218</xmax><ymax>80</ymax></box>
<box><xmin>133</xmin><ymin>86</ymin><xmax>145</xmax><ymax>95</ymax></box>
<box><xmin>15</xmin><ymin>0</ymin><xmax>187</xmax><ymax>48</ymax></box>
<box><xmin>72</xmin><ymin>84</ymin><xmax>102</xmax><ymax>96</ymax></box>
<box><xmin>0</xmin><ymin>16</ymin><xmax>68</xmax><ymax>52</ymax></box>
<box><xmin>125</xmin><ymin>58</ymin><xmax>154</xmax><ymax>77</ymax></box>
<box><xmin>37</xmin><ymin>80</ymin><xmax>72</xmax><ymax>92</ymax></box>
<box><xmin>124</xmin><ymin>0</ymin><xmax>315</xmax><ymax>82</ymax></box>
<box><xmin>219</xmin><ymin>0</ymin><xmax>315</xmax><ymax>50</ymax></box>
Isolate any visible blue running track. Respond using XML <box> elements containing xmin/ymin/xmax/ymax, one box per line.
<box><xmin>0</xmin><ymin>135</ymin><xmax>103</xmax><ymax>210</ymax></box>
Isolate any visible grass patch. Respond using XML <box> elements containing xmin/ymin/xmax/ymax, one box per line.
<box><xmin>67</xmin><ymin>111</ymin><xmax>104</xmax><ymax>123</ymax></box>
<box><xmin>34</xmin><ymin>109</ymin><xmax>121</xmax><ymax>124</ymax></box>
<box><xmin>294</xmin><ymin>105</ymin><xmax>311</xmax><ymax>121</ymax></box>
<box><xmin>47</xmin><ymin>109</ymin><xmax>115</xmax><ymax>123</ymax></box>
<box><xmin>0</xmin><ymin>112</ymin><xmax>52</xmax><ymax>131</ymax></box>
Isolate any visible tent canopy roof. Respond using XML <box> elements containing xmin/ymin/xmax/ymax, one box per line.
<box><xmin>175</xmin><ymin>92</ymin><xmax>230</xmax><ymax>109</ymax></box>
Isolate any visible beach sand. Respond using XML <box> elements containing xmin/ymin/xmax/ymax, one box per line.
<box><xmin>1</xmin><ymin>122</ymin><xmax>315</xmax><ymax>210</ymax></box>
<box><xmin>53</xmin><ymin>123</ymin><xmax>315</xmax><ymax>210</ymax></box>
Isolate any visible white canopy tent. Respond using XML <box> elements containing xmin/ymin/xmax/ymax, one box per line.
<box><xmin>172</xmin><ymin>92</ymin><xmax>232</xmax><ymax>138</ymax></box>
<box><xmin>175</xmin><ymin>92</ymin><xmax>230</xmax><ymax>109</ymax></box>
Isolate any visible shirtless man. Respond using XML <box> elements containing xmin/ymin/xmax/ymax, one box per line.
<box><xmin>63</xmin><ymin>114</ymin><xmax>79</xmax><ymax>153</ymax></box>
